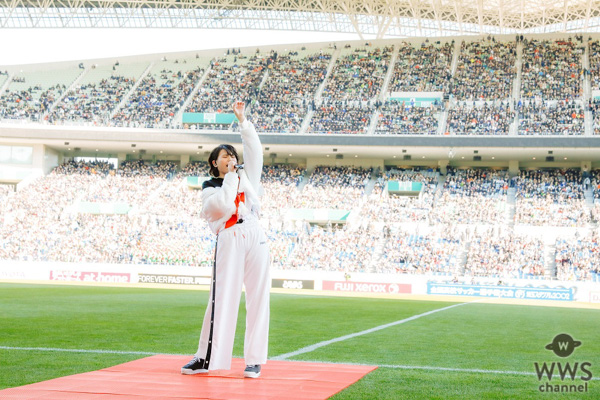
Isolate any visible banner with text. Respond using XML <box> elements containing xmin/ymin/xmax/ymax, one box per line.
<box><xmin>49</xmin><ymin>270</ymin><xmax>131</xmax><ymax>283</ymax></box>
<box><xmin>138</xmin><ymin>274</ymin><xmax>211</xmax><ymax>285</ymax></box>
<box><xmin>272</xmin><ymin>279</ymin><xmax>314</xmax><ymax>290</ymax></box>
<box><xmin>323</xmin><ymin>281</ymin><xmax>411</xmax><ymax>294</ymax></box>
<box><xmin>427</xmin><ymin>282</ymin><xmax>574</xmax><ymax>301</ymax></box>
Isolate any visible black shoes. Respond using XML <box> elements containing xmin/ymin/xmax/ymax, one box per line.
<box><xmin>243</xmin><ymin>364</ymin><xmax>261</xmax><ymax>378</ymax></box>
<box><xmin>181</xmin><ymin>357</ymin><xmax>209</xmax><ymax>375</ymax></box>
<box><xmin>181</xmin><ymin>358</ymin><xmax>261</xmax><ymax>378</ymax></box>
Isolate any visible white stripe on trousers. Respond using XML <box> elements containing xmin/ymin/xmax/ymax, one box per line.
<box><xmin>195</xmin><ymin>217</ymin><xmax>270</xmax><ymax>370</ymax></box>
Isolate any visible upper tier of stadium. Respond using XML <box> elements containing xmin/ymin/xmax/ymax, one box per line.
<box><xmin>2</xmin><ymin>34</ymin><xmax>600</xmax><ymax>138</ymax></box>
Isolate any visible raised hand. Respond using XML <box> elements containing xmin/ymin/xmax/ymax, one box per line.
<box><xmin>233</xmin><ymin>101</ymin><xmax>246</xmax><ymax>123</ymax></box>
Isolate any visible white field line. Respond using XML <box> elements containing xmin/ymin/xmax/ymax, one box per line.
<box><xmin>300</xmin><ymin>359</ymin><xmax>600</xmax><ymax>381</ymax></box>
<box><xmin>0</xmin><ymin>346</ymin><xmax>165</xmax><ymax>356</ymax></box>
<box><xmin>2</xmin><ymin>345</ymin><xmax>598</xmax><ymax>381</ymax></box>
<box><xmin>272</xmin><ymin>301</ymin><xmax>474</xmax><ymax>361</ymax></box>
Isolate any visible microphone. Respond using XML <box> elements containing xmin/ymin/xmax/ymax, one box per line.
<box><xmin>235</xmin><ymin>164</ymin><xmax>244</xmax><ymax>169</ymax></box>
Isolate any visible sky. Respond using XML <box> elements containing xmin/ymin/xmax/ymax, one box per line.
<box><xmin>0</xmin><ymin>28</ymin><xmax>365</xmax><ymax>66</ymax></box>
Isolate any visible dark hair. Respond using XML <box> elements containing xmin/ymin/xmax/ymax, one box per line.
<box><xmin>208</xmin><ymin>144</ymin><xmax>239</xmax><ymax>177</ymax></box>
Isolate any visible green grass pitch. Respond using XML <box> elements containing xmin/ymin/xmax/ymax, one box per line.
<box><xmin>1</xmin><ymin>283</ymin><xmax>599</xmax><ymax>399</ymax></box>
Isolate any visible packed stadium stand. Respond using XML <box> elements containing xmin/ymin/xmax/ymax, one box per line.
<box><xmin>1</xmin><ymin>35</ymin><xmax>600</xmax><ymax>286</ymax></box>
<box><xmin>0</xmin><ymin>35</ymin><xmax>596</xmax><ymax>135</ymax></box>
<box><xmin>1</xmin><ymin>159</ymin><xmax>599</xmax><ymax>283</ymax></box>
<box><xmin>183</xmin><ymin>52</ymin><xmax>265</xmax><ymax>129</ymax></box>
<box><xmin>520</xmin><ymin>39</ymin><xmax>582</xmax><ymax>101</ymax></box>
<box><xmin>376</xmin><ymin>100</ymin><xmax>442</xmax><ymax>135</ymax></box>
<box><xmin>447</xmin><ymin>103</ymin><xmax>515</xmax><ymax>135</ymax></box>
<box><xmin>451</xmin><ymin>38</ymin><xmax>516</xmax><ymax>101</ymax></box>
<box><xmin>389</xmin><ymin>40</ymin><xmax>453</xmax><ymax>93</ymax></box>
<box><xmin>253</xmin><ymin>50</ymin><xmax>331</xmax><ymax>133</ymax></box>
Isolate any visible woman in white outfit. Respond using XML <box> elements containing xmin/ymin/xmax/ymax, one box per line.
<box><xmin>182</xmin><ymin>101</ymin><xmax>270</xmax><ymax>379</ymax></box>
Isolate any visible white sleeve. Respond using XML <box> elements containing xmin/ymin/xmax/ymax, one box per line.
<box><xmin>201</xmin><ymin>172</ymin><xmax>238</xmax><ymax>221</ymax></box>
<box><xmin>240</xmin><ymin>119</ymin><xmax>263</xmax><ymax>191</ymax></box>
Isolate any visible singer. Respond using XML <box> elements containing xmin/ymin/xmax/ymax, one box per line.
<box><xmin>181</xmin><ymin>101</ymin><xmax>270</xmax><ymax>378</ymax></box>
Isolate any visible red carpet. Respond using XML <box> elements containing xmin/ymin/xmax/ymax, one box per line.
<box><xmin>0</xmin><ymin>355</ymin><xmax>377</xmax><ymax>399</ymax></box>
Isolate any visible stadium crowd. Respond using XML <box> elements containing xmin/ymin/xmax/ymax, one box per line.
<box><xmin>252</xmin><ymin>50</ymin><xmax>331</xmax><ymax>133</ymax></box>
<box><xmin>517</xmin><ymin>100</ymin><xmax>584</xmax><ymax>135</ymax></box>
<box><xmin>429</xmin><ymin>168</ymin><xmax>509</xmax><ymax>225</ymax></box>
<box><xmin>48</xmin><ymin>75</ymin><xmax>138</xmax><ymax>125</ymax></box>
<box><xmin>308</xmin><ymin>101</ymin><xmax>374</xmax><ymax>134</ymax></box>
<box><xmin>465</xmin><ymin>229</ymin><xmax>545</xmax><ymax>278</ymax></box>
<box><xmin>589</xmin><ymin>40</ymin><xmax>600</xmax><ymax>92</ymax></box>
<box><xmin>514</xmin><ymin>169</ymin><xmax>590</xmax><ymax>226</ymax></box>
<box><xmin>0</xmin><ymin>184</ymin><xmax>12</xmax><ymax>202</ymax></box>
<box><xmin>3</xmin><ymin>35</ymin><xmax>600</xmax><ymax>288</ymax></box>
<box><xmin>446</xmin><ymin>102</ymin><xmax>515</xmax><ymax>135</ymax></box>
<box><xmin>520</xmin><ymin>39</ymin><xmax>583</xmax><ymax>100</ymax></box>
<box><xmin>555</xmin><ymin>234</ymin><xmax>600</xmax><ymax>281</ymax></box>
<box><xmin>375</xmin><ymin>100</ymin><xmax>441</xmax><ymax>135</ymax></box>
<box><xmin>111</xmin><ymin>66</ymin><xmax>205</xmax><ymax>129</ymax></box>
<box><xmin>360</xmin><ymin>168</ymin><xmax>438</xmax><ymax>223</ymax></box>
<box><xmin>291</xmin><ymin>166</ymin><xmax>372</xmax><ymax>209</ymax></box>
<box><xmin>183</xmin><ymin>53</ymin><xmax>265</xmax><ymax>125</ymax></box>
<box><xmin>308</xmin><ymin>45</ymin><xmax>391</xmax><ymax>134</ymax></box>
<box><xmin>1</xmin><ymin>37</ymin><xmax>598</xmax><ymax>136</ymax></box>
<box><xmin>288</xmin><ymin>225</ymin><xmax>379</xmax><ymax>272</ymax></box>
<box><xmin>389</xmin><ymin>40</ymin><xmax>453</xmax><ymax>93</ymax></box>
<box><xmin>321</xmin><ymin>46</ymin><xmax>391</xmax><ymax>103</ymax></box>
<box><xmin>0</xmin><ymin>161</ymin><xmax>213</xmax><ymax>266</ymax></box>
<box><xmin>0</xmin><ymin>84</ymin><xmax>66</xmax><ymax>121</ymax></box>
<box><xmin>2</xmin><ymin>160</ymin><xmax>600</xmax><ymax>281</ymax></box>
<box><xmin>261</xmin><ymin>164</ymin><xmax>305</xmax><ymax>221</ymax></box>
<box><xmin>378</xmin><ymin>227</ymin><xmax>461</xmax><ymax>275</ymax></box>
<box><xmin>450</xmin><ymin>38</ymin><xmax>516</xmax><ymax>101</ymax></box>
<box><xmin>589</xmin><ymin>99</ymin><xmax>600</xmax><ymax>135</ymax></box>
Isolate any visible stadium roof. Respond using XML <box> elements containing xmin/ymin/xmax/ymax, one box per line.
<box><xmin>2</xmin><ymin>0</ymin><xmax>600</xmax><ymax>36</ymax></box>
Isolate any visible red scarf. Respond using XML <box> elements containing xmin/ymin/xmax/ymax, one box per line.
<box><xmin>225</xmin><ymin>192</ymin><xmax>245</xmax><ymax>229</ymax></box>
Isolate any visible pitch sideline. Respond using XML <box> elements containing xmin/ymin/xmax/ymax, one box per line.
<box><xmin>0</xmin><ymin>302</ymin><xmax>475</xmax><ymax>362</ymax></box>
<box><xmin>1</xmin><ymin>345</ymin><xmax>598</xmax><ymax>381</ymax></box>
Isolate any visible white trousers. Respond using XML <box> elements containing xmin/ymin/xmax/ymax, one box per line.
<box><xmin>195</xmin><ymin>217</ymin><xmax>270</xmax><ymax>370</ymax></box>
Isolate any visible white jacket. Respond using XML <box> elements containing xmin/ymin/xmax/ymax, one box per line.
<box><xmin>201</xmin><ymin>120</ymin><xmax>263</xmax><ymax>234</ymax></box>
